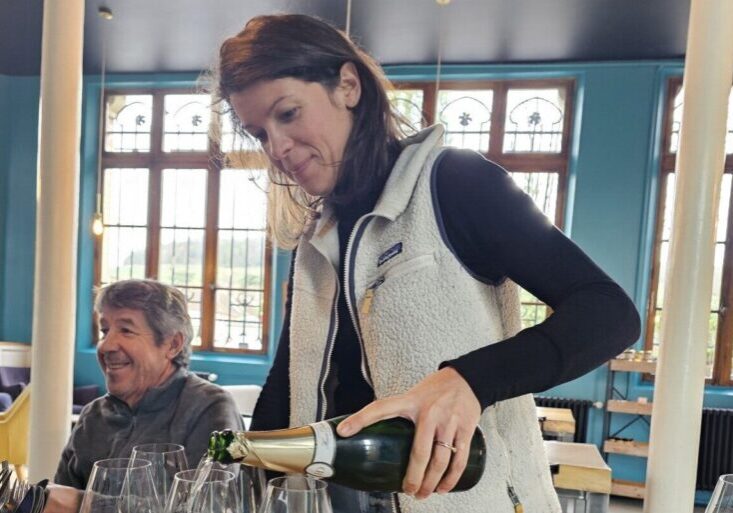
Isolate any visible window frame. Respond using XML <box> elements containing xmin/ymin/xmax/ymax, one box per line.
<box><xmin>644</xmin><ymin>76</ymin><xmax>733</xmax><ymax>386</ymax></box>
<box><xmin>391</xmin><ymin>78</ymin><xmax>575</xmax><ymax>329</ymax></box>
<box><xmin>392</xmin><ymin>78</ymin><xmax>576</xmax><ymax>228</ymax></box>
<box><xmin>94</xmin><ymin>87</ymin><xmax>272</xmax><ymax>355</ymax></box>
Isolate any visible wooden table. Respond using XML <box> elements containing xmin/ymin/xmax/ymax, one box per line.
<box><xmin>545</xmin><ymin>441</ymin><xmax>611</xmax><ymax>513</ymax></box>
<box><xmin>537</xmin><ymin>406</ymin><xmax>576</xmax><ymax>442</ymax></box>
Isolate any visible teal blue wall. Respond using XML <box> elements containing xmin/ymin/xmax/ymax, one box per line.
<box><xmin>0</xmin><ymin>75</ymin><xmax>39</xmax><ymax>343</ymax></box>
<box><xmin>0</xmin><ymin>75</ymin><xmax>9</xmax><ymax>332</ymax></box>
<box><xmin>2</xmin><ymin>63</ymin><xmax>733</xmax><ymax>497</ymax></box>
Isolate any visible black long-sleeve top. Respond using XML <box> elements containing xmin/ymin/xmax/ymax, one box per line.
<box><xmin>251</xmin><ymin>149</ymin><xmax>640</xmax><ymax>431</ymax></box>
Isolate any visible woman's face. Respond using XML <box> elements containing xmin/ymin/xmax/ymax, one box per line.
<box><xmin>229</xmin><ymin>63</ymin><xmax>361</xmax><ymax>197</ymax></box>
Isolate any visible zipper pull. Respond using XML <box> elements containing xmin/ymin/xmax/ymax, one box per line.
<box><xmin>361</xmin><ymin>289</ymin><xmax>375</xmax><ymax>316</ymax></box>
<box><xmin>360</xmin><ymin>277</ymin><xmax>384</xmax><ymax>316</ymax></box>
<box><xmin>507</xmin><ymin>484</ymin><xmax>523</xmax><ymax>513</ymax></box>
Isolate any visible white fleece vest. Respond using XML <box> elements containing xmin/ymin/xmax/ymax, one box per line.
<box><xmin>289</xmin><ymin>126</ymin><xmax>561</xmax><ymax>513</ymax></box>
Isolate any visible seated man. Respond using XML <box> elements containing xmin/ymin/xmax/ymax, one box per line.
<box><xmin>54</xmin><ymin>279</ymin><xmax>243</xmax><ymax>488</ymax></box>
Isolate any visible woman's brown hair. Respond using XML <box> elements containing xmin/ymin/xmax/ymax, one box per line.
<box><xmin>216</xmin><ymin>14</ymin><xmax>406</xmax><ymax>248</ymax></box>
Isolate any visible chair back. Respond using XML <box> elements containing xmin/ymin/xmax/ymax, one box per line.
<box><xmin>221</xmin><ymin>385</ymin><xmax>262</xmax><ymax>429</ymax></box>
<box><xmin>0</xmin><ymin>386</ymin><xmax>29</xmax><ymax>469</ymax></box>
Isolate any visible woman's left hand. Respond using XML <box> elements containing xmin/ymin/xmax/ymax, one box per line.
<box><xmin>336</xmin><ymin>366</ymin><xmax>481</xmax><ymax>499</ymax></box>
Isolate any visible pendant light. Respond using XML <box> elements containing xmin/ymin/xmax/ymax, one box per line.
<box><xmin>92</xmin><ymin>6</ymin><xmax>112</xmax><ymax>237</ymax></box>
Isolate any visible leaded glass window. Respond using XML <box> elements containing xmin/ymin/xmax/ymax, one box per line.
<box><xmin>100</xmin><ymin>168</ymin><xmax>149</xmax><ymax>283</ymax></box>
<box><xmin>669</xmin><ymin>87</ymin><xmax>684</xmax><ymax>153</ymax></box>
<box><xmin>163</xmin><ymin>94</ymin><xmax>211</xmax><ymax>152</ymax></box>
<box><xmin>650</xmin><ymin>173</ymin><xmax>731</xmax><ymax>379</ymax></box>
<box><xmin>104</xmin><ymin>95</ymin><xmax>152</xmax><ymax>152</ymax></box>
<box><xmin>438</xmin><ymin>89</ymin><xmax>493</xmax><ymax>153</ymax></box>
<box><xmin>391</xmin><ymin>79</ymin><xmax>574</xmax><ymax>330</ymax></box>
<box><xmin>158</xmin><ymin>168</ymin><xmax>207</xmax><ymax>344</ymax></box>
<box><xmin>215</xmin><ymin>169</ymin><xmax>269</xmax><ymax>351</ymax></box>
<box><xmin>503</xmin><ymin>88</ymin><xmax>565</xmax><ymax>153</ymax></box>
<box><xmin>646</xmin><ymin>77</ymin><xmax>733</xmax><ymax>385</ymax></box>
<box><xmin>388</xmin><ymin>89</ymin><xmax>426</xmax><ymax>130</ymax></box>
<box><xmin>96</xmin><ymin>90</ymin><xmax>272</xmax><ymax>354</ymax></box>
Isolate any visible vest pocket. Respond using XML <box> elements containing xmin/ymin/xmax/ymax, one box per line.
<box><xmin>381</xmin><ymin>253</ymin><xmax>436</xmax><ymax>281</ymax></box>
<box><xmin>360</xmin><ymin>254</ymin><xmax>437</xmax><ymax>316</ymax></box>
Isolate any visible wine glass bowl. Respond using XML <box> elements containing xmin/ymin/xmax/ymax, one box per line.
<box><xmin>259</xmin><ymin>476</ymin><xmax>333</xmax><ymax>513</ymax></box>
<box><xmin>706</xmin><ymin>474</ymin><xmax>733</xmax><ymax>512</ymax></box>
<box><xmin>164</xmin><ymin>469</ymin><xmax>240</xmax><ymax>513</ymax></box>
<box><xmin>79</xmin><ymin>458</ymin><xmax>160</xmax><ymax>513</ymax></box>
<box><xmin>131</xmin><ymin>443</ymin><xmax>188</xmax><ymax>503</ymax></box>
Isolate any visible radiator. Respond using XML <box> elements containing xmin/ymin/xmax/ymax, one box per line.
<box><xmin>534</xmin><ymin>396</ymin><xmax>592</xmax><ymax>443</ymax></box>
<box><xmin>697</xmin><ymin>408</ymin><xmax>733</xmax><ymax>490</ymax></box>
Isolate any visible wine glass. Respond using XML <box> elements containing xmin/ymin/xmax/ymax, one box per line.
<box><xmin>131</xmin><ymin>443</ymin><xmax>188</xmax><ymax>503</ymax></box>
<box><xmin>259</xmin><ymin>476</ymin><xmax>333</xmax><ymax>513</ymax></box>
<box><xmin>706</xmin><ymin>474</ymin><xmax>733</xmax><ymax>512</ymax></box>
<box><xmin>237</xmin><ymin>466</ymin><xmax>266</xmax><ymax>513</ymax></box>
<box><xmin>79</xmin><ymin>458</ymin><xmax>161</xmax><ymax>513</ymax></box>
<box><xmin>165</xmin><ymin>469</ymin><xmax>241</xmax><ymax>513</ymax></box>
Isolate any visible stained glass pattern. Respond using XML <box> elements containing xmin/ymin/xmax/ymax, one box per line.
<box><xmin>503</xmin><ymin>89</ymin><xmax>565</xmax><ymax>153</ymax></box>
<box><xmin>163</xmin><ymin>94</ymin><xmax>211</xmax><ymax>152</ymax></box>
<box><xmin>388</xmin><ymin>89</ymin><xmax>426</xmax><ymax>131</ymax></box>
<box><xmin>105</xmin><ymin>95</ymin><xmax>152</xmax><ymax>152</ymax></box>
<box><xmin>438</xmin><ymin>90</ymin><xmax>493</xmax><ymax>152</ymax></box>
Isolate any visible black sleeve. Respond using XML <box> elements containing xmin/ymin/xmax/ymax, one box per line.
<box><xmin>435</xmin><ymin>149</ymin><xmax>641</xmax><ymax>409</ymax></box>
<box><xmin>250</xmin><ymin>251</ymin><xmax>295</xmax><ymax>431</ymax></box>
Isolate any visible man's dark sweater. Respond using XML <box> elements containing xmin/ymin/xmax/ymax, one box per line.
<box><xmin>54</xmin><ymin>368</ymin><xmax>243</xmax><ymax>489</ymax></box>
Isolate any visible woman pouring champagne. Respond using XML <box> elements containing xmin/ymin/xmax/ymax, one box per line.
<box><xmin>213</xmin><ymin>13</ymin><xmax>640</xmax><ymax>513</ymax></box>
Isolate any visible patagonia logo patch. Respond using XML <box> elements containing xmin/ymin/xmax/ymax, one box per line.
<box><xmin>378</xmin><ymin>242</ymin><xmax>403</xmax><ymax>267</ymax></box>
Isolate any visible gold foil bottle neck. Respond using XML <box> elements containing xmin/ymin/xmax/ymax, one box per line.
<box><xmin>232</xmin><ymin>426</ymin><xmax>316</xmax><ymax>474</ymax></box>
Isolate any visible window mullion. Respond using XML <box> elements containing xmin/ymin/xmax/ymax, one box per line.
<box><xmin>146</xmin><ymin>92</ymin><xmax>165</xmax><ymax>279</ymax></box>
<box><xmin>200</xmin><ymin>160</ymin><xmax>222</xmax><ymax>351</ymax></box>
<box><xmin>422</xmin><ymin>83</ymin><xmax>437</xmax><ymax>127</ymax></box>
<box><xmin>559</xmin><ymin>81</ymin><xmax>575</xmax><ymax>161</ymax></box>
<box><xmin>713</xmin><ymin>172</ymin><xmax>733</xmax><ymax>384</ymax></box>
<box><xmin>146</xmin><ymin>165</ymin><xmax>162</xmax><ymax>279</ymax></box>
<box><xmin>487</xmin><ymin>81</ymin><xmax>506</xmax><ymax>164</ymax></box>
<box><xmin>644</xmin><ymin>170</ymin><xmax>673</xmax><ymax>360</ymax></box>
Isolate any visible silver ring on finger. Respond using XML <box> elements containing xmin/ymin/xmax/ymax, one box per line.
<box><xmin>433</xmin><ymin>440</ymin><xmax>457</xmax><ymax>453</ymax></box>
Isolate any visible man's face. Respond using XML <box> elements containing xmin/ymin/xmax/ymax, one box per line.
<box><xmin>97</xmin><ymin>307</ymin><xmax>180</xmax><ymax>407</ymax></box>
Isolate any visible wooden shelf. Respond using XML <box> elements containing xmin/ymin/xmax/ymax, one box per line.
<box><xmin>606</xmin><ymin>399</ymin><xmax>653</xmax><ymax>416</ymax></box>
<box><xmin>609</xmin><ymin>358</ymin><xmax>656</xmax><ymax>374</ymax></box>
<box><xmin>611</xmin><ymin>478</ymin><xmax>645</xmax><ymax>499</ymax></box>
<box><xmin>603</xmin><ymin>439</ymin><xmax>649</xmax><ymax>457</ymax></box>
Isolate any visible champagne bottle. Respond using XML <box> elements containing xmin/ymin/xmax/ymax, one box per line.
<box><xmin>208</xmin><ymin>415</ymin><xmax>486</xmax><ymax>493</ymax></box>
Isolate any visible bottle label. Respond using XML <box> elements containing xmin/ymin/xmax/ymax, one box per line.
<box><xmin>306</xmin><ymin>420</ymin><xmax>336</xmax><ymax>478</ymax></box>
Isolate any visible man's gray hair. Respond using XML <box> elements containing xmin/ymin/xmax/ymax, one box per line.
<box><xmin>95</xmin><ymin>279</ymin><xmax>193</xmax><ymax>368</ymax></box>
